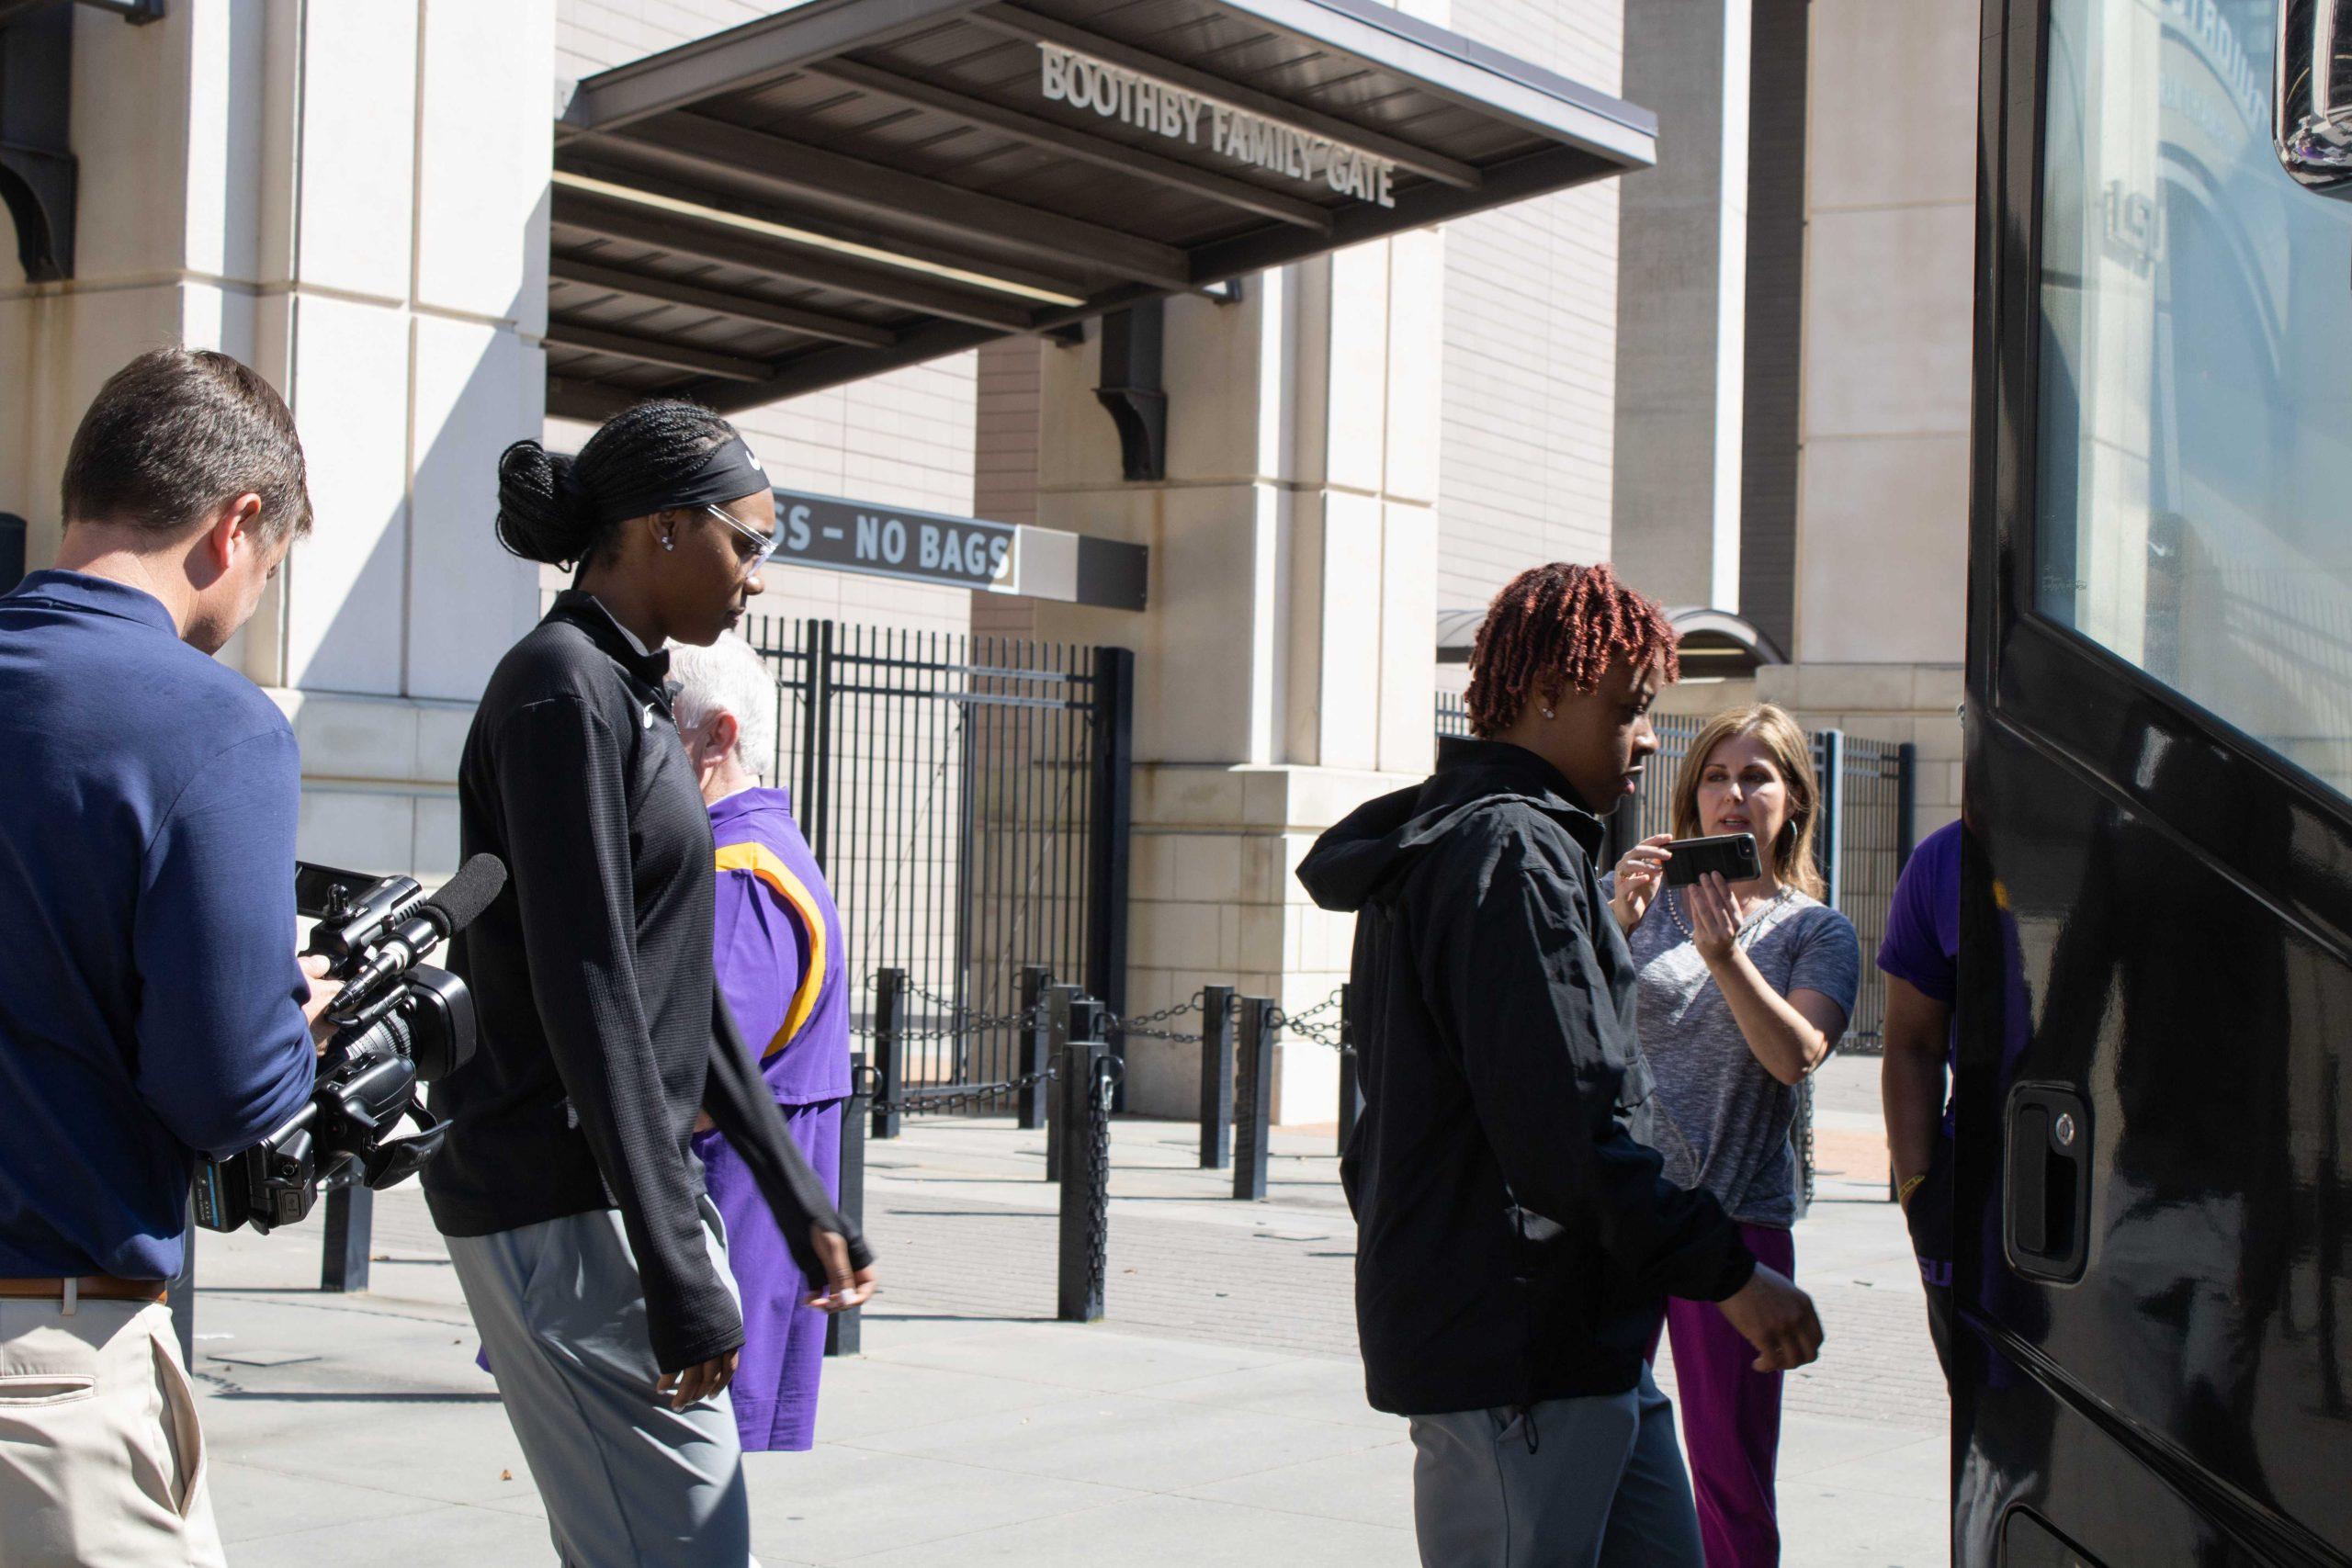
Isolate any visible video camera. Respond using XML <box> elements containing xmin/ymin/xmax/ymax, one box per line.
<box><xmin>192</xmin><ymin>853</ymin><xmax>505</xmax><ymax>1235</ymax></box>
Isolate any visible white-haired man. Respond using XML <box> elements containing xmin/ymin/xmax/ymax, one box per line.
<box><xmin>667</xmin><ymin>633</ymin><xmax>851</xmax><ymax>1453</ymax></box>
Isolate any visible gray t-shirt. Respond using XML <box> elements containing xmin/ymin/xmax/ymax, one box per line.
<box><xmin>1604</xmin><ymin>880</ymin><xmax>1860</xmax><ymax>1227</ymax></box>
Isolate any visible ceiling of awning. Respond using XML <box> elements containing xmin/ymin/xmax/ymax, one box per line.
<box><xmin>546</xmin><ymin>0</ymin><xmax>1657</xmax><ymax>421</ymax></box>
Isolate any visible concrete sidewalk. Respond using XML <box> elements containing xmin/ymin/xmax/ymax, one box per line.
<box><xmin>187</xmin><ymin>1055</ymin><xmax>1948</xmax><ymax>1565</ymax></box>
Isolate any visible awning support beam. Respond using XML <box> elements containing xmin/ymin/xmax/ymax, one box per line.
<box><xmin>544</xmin><ymin>319</ymin><xmax>774</xmax><ymax>382</ymax></box>
<box><xmin>963</xmin><ymin>1</ymin><xmax>1481</xmax><ymax>190</ymax></box>
<box><xmin>571</xmin><ymin>114</ymin><xmax>1192</xmax><ymax>290</ymax></box>
<box><xmin>802</xmin><ymin>60</ymin><xmax>1333</xmax><ymax>233</ymax></box>
<box><xmin>557</xmin><ymin>193</ymin><xmax>1039</xmax><ymax>331</ymax></box>
<box><xmin>550</xmin><ymin>255</ymin><xmax>899</xmax><ymax>349</ymax></box>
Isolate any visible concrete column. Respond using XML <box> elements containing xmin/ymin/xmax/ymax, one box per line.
<box><xmin>1023</xmin><ymin>226</ymin><xmax>1442</xmax><ymax>1123</ymax></box>
<box><xmin>0</xmin><ymin>0</ymin><xmax>551</xmax><ymax>881</ymax></box>
<box><xmin>1611</xmin><ymin>0</ymin><xmax>1750</xmax><ymax>612</ymax></box>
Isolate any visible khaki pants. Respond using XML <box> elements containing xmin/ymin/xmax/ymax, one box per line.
<box><xmin>0</xmin><ymin>1295</ymin><xmax>222</xmax><ymax>1568</ymax></box>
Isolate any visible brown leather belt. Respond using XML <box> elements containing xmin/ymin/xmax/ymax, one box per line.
<box><xmin>0</xmin><ymin>1277</ymin><xmax>169</xmax><ymax>1303</ymax></box>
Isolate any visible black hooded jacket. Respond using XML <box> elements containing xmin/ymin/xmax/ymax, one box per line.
<box><xmin>1298</xmin><ymin>737</ymin><xmax>1755</xmax><ymax>1415</ymax></box>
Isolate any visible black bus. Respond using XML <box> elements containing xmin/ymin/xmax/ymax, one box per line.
<box><xmin>1961</xmin><ymin>0</ymin><xmax>2352</xmax><ymax>1562</ymax></box>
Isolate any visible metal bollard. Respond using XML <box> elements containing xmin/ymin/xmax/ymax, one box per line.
<box><xmin>1336</xmin><ymin>983</ymin><xmax>1362</xmax><ymax>1158</ymax></box>
<box><xmin>826</xmin><ymin>1052</ymin><xmax>870</xmax><ymax>1358</ymax></box>
<box><xmin>1057</xmin><ymin>1023</ymin><xmax>1112</xmax><ymax>1323</ymax></box>
<box><xmin>1198</xmin><ymin>984</ymin><xmax>1235</xmax><ymax>1169</ymax></box>
<box><xmin>1044</xmin><ymin>984</ymin><xmax>1077</xmax><ymax>1181</ymax></box>
<box><xmin>1232</xmin><ymin>996</ymin><xmax>1274</xmax><ymax>1201</ymax></box>
<box><xmin>872</xmin><ymin>968</ymin><xmax>904</xmax><ymax>1141</ymax></box>
<box><xmin>322</xmin><ymin>1185</ymin><xmax>373</xmax><ymax>1292</ymax></box>
<box><xmin>1017</xmin><ymin>964</ymin><xmax>1053</xmax><ymax>1131</ymax></box>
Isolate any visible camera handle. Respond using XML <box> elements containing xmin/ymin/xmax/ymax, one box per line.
<box><xmin>355</xmin><ymin>1098</ymin><xmax>450</xmax><ymax>1191</ymax></box>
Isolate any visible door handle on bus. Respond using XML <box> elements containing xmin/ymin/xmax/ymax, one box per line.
<box><xmin>2007</xmin><ymin>1083</ymin><xmax>2092</xmax><ymax>1283</ymax></box>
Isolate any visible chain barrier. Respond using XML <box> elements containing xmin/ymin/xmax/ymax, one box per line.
<box><xmin>859</xmin><ymin>1063</ymin><xmax>1059</xmax><ymax>1119</ymax></box>
<box><xmin>852</xmin><ymin>975</ymin><xmax>1046</xmax><ymax>1043</ymax></box>
<box><xmin>1267</xmin><ymin>988</ymin><xmax>1347</xmax><ymax>1049</ymax></box>
<box><xmin>1102</xmin><ymin>990</ymin><xmax>1210</xmax><ymax>1043</ymax></box>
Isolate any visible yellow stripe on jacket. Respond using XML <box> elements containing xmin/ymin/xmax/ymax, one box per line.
<box><xmin>713</xmin><ymin>841</ymin><xmax>830</xmax><ymax>1061</ymax></box>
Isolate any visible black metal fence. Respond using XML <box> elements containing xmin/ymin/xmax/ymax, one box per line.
<box><xmin>741</xmin><ymin>616</ymin><xmax>1132</xmax><ymax>1113</ymax></box>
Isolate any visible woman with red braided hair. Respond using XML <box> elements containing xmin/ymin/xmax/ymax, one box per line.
<box><xmin>1300</xmin><ymin>562</ymin><xmax>1823</xmax><ymax>1567</ymax></box>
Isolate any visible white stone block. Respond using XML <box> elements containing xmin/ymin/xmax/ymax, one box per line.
<box><xmin>408</xmin><ymin>316</ymin><xmax>544</xmax><ymax>700</ymax></box>
<box><xmin>297</xmin><ymin>788</ymin><xmax>415</xmax><ymax>875</ymax></box>
<box><xmin>1323</xmin><ymin>242</ymin><xmax>1391</xmax><ymax>496</ymax></box>
<box><xmin>1384</xmin><ymin>228</ymin><xmax>1444</xmax><ymax>508</ymax></box>
<box><xmin>1806</xmin><ymin>0</ymin><xmax>1977</xmax><ymax>216</ymax></box>
<box><xmin>1795</xmin><ymin>435</ymin><xmax>1967</xmax><ymax>664</ymax></box>
<box><xmin>293</xmin><ymin>694</ymin><xmax>418</xmax><ymax>782</ymax></box>
<box><xmin>1316</xmin><ymin>491</ymin><xmax>1386</xmax><ymax>772</ymax></box>
<box><xmin>413</xmin><ymin>794</ymin><xmax>461</xmax><ymax>879</ymax></box>
<box><xmin>1802</xmin><ymin>204</ymin><xmax>1974</xmax><ymax>440</ymax></box>
<box><xmin>291</xmin><ymin>2</ymin><xmax>418</xmax><ymax>303</ymax></box>
<box><xmin>281</xmin><ymin>294</ymin><xmax>411</xmax><ymax>695</ymax></box>
<box><xmin>416</xmin><ymin>0</ymin><xmax>556</xmax><ymax>329</ymax></box>
<box><xmin>1378</xmin><ymin>501</ymin><xmax>1439</xmax><ymax>776</ymax></box>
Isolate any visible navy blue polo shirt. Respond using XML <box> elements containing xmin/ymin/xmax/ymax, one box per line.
<box><xmin>0</xmin><ymin>570</ymin><xmax>315</xmax><ymax>1280</ymax></box>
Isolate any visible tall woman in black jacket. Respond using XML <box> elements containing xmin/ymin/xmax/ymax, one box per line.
<box><xmin>424</xmin><ymin>401</ymin><xmax>874</xmax><ymax>1568</ymax></box>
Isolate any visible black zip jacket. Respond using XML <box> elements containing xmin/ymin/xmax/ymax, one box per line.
<box><xmin>1298</xmin><ymin>737</ymin><xmax>1754</xmax><ymax>1415</ymax></box>
<box><xmin>424</xmin><ymin>593</ymin><xmax>870</xmax><ymax>1373</ymax></box>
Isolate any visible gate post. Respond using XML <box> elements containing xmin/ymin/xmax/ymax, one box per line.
<box><xmin>872</xmin><ymin>968</ymin><xmax>904</xmax><ymax>1141</ymax></box>
<box><xmin>321</xmin><ymin>1185</ymin><xmax>373</xmax><ymax>1292</ymax></box>
<box><xmin>1232</xmin><ymin>997</ymin><xmax>1274</xmax><ymax>1201</ymax></box>
<box><xmin>1895</xmin><ymin>740</ymin><xmax>1918</xmax><ymax>870</ymax></box>
<box><xmin>826</xmin><ymin>1051</ymin><xmax>869</xmax><ymax>1359</ymax></box>
<box><xmin>1815</xmin><ymin>729</ymin><xmax>1846</xmax><ymax>910</ymax></box>
<box><xmin>1336</xmin><ymin>983</ymin><xmax>1362</xmax><ymax>1157</ymax></box>
<box><xmin>1017</xmin><ymin>964</ymin><xmax>1053</xmax><ymax>1130</ymax></box>
<box><xmin>1044</xmin><ymin>984</ymin><xmax>1077</xmax><ymax>1181</ymax></box>
<box><xmin>1057</xmin><ymin>1011</ymin><xmax>1111</xmax><ymax>1323</ymax></box>
<box><xmin>1198</xmin><ymin>984</ymin><xmax>1235</xmax><ymax>1169</ymax></box>
<box><xmin>1086</xmin><ymin>647</ymin><xmax>1135</xmax><ymax>1110</ymax></box>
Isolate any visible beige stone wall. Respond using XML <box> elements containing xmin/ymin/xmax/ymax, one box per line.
<box><xmin>1792</xmin><ymin>0</ymin><xmax>1975</xmax><ymax>666</ymax></box>
<box><xmin>1435</xmin><ymin>0</ymin><xmax>1626</xmax><ymax>610</ymax></box>
<box><xmin>0</xmin><ymin>4</ymin><xmax>555</xmax><ymax>884</ymax></box>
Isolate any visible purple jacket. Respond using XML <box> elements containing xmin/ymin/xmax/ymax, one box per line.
<box><xmin>708</xmin><ymin>787</ymin><xmax>853</xmax><ymax>1106</ymax></box>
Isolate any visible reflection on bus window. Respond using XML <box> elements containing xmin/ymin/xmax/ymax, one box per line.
<box><xmin>2037</xmin><ymin>0</ymin><xmax>2352</xmax><ymax>796</ymax></box>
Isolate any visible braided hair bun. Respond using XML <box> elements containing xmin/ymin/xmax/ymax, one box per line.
<box><xmin>492</xmin><ymin>400</ymin><xmax>740</xmax><ymax>567</ymax></box>
<box><xmin>493</xmin><ymin>440</ymin><xmax>587</xmax><ymax>565</ymax></box>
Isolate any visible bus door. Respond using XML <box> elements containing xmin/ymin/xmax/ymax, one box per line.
<box><xmin>1963</xmin><ymin>0</ymin><xmax>2352</xmax><ymax>1562</ymax></box>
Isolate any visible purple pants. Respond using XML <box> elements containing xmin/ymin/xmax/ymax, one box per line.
<box><xmin>693</xmin><ymin>1097</ymin><xmax>844</xmax><ymax>1453</ymax></box>
<box><xmin>1646</xmin><ymin>1223</ymin><xmax>1795</xmax><ymax>1568</ymax></box>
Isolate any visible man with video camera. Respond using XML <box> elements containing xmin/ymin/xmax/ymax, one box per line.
<box><xmin>0</xmin><ymin>349</ymin><xmax>338</xmax><ymax>1567</ymax></box>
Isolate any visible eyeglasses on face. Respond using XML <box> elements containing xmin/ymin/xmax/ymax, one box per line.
<box><xmin>702</xmin><ymin>502</ymin><xmax>782</xmax><ymax>570</ymax></box>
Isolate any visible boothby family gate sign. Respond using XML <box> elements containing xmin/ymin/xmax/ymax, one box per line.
<box><xmin>1035</xmin><ymin>41</ymin><xmax>1400</xmax><ymax>208</ymax></box>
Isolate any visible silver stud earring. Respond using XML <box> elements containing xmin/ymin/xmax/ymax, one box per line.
<box><xmin>661</xmin><ymin>535</ymin><xmax>675</xmax><ymax>553</ymax></box>
<box><xmin>1541</xmin><ymin>706</ymin><xmax>1555</xmax><ymax>720</ymax></box>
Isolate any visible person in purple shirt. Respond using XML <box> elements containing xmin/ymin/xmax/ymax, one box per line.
<box><xmin>1878</xmin><ymin>817</ymin><xmax>1964</xmax><ymax>1382</ymax></box>
<box><xmin>668</xmin><ymin>633</ymin><xmax>854</xmax><ymax>1452</ymax></box>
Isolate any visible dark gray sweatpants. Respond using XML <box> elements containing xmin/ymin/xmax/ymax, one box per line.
<box><xmin>1407</xmin><ymin>1366</ymin><xmax>1705</xmax><ymax>1568</ymax></box>
<box><xmin>447</xmin><ymin>1196</ymin><xmax>761</xmax><ymax>1568</ymax></box>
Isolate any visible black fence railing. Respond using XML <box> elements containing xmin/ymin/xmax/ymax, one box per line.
<box><xmin>742</xmin><ymin>615</ymin><xmax>1132</xmax><ymax>1113</ymax></box>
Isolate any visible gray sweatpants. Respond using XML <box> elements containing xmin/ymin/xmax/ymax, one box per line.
<box><xmin>447</xmin><ymin>1197</ymin><xmax>760</xmax><ymax>1568</ymax></box>
<box><xmin>1408</xmin><ymin>1366</ymin><xmax>1705</xmax><ymax>1568</ymax></box>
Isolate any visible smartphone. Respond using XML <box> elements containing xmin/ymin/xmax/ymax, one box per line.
<box><xmin>1661</xmin><ymin>832</ymin><xmax>1762</xmax><ymax>887</ymax></box>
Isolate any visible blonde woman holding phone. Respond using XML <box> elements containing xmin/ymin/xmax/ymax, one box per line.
<box><xmin>1604</xmin><ymin>704</ymin><xmax>1860</xmax><ymax>1567</ymax></box>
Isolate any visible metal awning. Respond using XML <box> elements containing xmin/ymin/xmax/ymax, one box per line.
<box><xmin>546</xmin><ymin>0</ymin><xmax>1657</xmax><ymax>420</ymax></box>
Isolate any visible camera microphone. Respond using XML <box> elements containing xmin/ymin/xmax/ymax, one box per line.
<box><xmin>329</xmin><ymin>854</ymin><xmax>507</xmax><ymax>1021</ymax></box>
